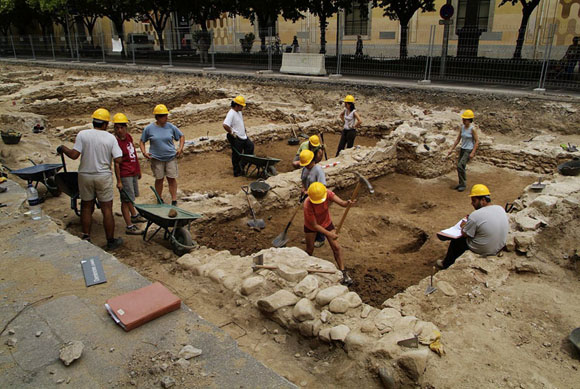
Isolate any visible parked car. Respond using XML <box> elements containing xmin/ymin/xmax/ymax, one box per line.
<box><xmin>125</xmin><ymin>33</ymin><xmax>154</xmax><ymax>52</ymax></box>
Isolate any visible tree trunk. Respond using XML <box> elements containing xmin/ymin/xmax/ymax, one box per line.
<box><xmin>400</xmin><ymin>23</ymin><xmax>409</xmax><ymax>59</ymax></box>
<box><xmin>319</xmin><ymin>16</ymin><xmax>328</xmax><ymax>54</ymax></box>
<box><xmin>513</xmin><ymin>7</ymin><xmax>533</xmax><ymax>59</ymax></box>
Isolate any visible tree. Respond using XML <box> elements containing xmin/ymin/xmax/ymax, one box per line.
<box><xmin>70</xmin><ymin>0</ymin><xmax>101</xmax><ymax>44</ymax></box>
<box><xmin>137</xmin><ymin>0</ymin><xmax>177</xmax><ymax>51</ymax></box>
<box><xmin>375</xmin><ymin>0</ymin><xmax>435</xmax><ymax>59</ymax></box>
<box><xmin>176</xmin><ymin>0</ymin><xmax>227</xmax><ymax>32</ymax></box>
<box><xmin>232</xmin><ymin>0</ymin><xmax>305</xmax><ymax>52</ymax></box>
<box><xmin>499</xmin><ymin>0</ymin><xmax>541</xmax><ymax>59</ymax></box>
<box><xmin>304</xmin><ymin>0</ymin><xmax>351</xmax><ymax>54</ymax></box>
<box><xmin>98</xmin><ymin>0</ymin><xmax>137</xmax><ymax>54</ymax></box>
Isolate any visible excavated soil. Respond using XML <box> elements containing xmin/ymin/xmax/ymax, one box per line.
<box><xmin>195</xmin><ymin>165</ymin><xmax>536</xmax><ymax>307</ymax></box>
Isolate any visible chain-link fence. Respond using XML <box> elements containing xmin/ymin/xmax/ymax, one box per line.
<box><xmin>1</xmin><ymin>18</ymin><xmax>578</xmax><ymax>91</ymax></box>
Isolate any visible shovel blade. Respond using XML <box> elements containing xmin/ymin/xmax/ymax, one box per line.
<box><xmin>247</xmin><ymin>219</ymin><xmax>266</xmax><ymax>229</ymax></box>
<box><xmin>424</xmin><ymin>286</ymin><xmax>437</xmax><ymax>295</ymax></box>
<box><xmin>272</xmin><ymin>232</ymin><xmax>289</xmax><ymax>248</ymax></box>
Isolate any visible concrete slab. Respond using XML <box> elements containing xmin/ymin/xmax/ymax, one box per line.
<box><xmin>0</xmin><ymin>180</ymin><xmax>294</xmax><ymax>388</ymax></box>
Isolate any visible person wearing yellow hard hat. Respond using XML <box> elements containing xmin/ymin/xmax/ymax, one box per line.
<box><xmin>436</xmin><ymin>184</ymin><xmax>509</xmax><ymax>269</ymax></box>
<box><xmin>223</xmin><ymin>95</ymin><xmax>254</xmax><ymax>177</ymax></box>
<box><xmin>446</xmin><ymin>109</ymin><xmax>479</xmax><ymax>192</ymax></box>
<box><xmin>304</xmin><ymin>182</ymin><xmax>355</xmax><ymax>286</ymax></box>
<box><xmin>336</xmin><ymin>95</ymin><xmax>362</xmax><ymax>157</ymax></box>
<box><xmin>57</xmin><ymin>108</ymin><xmax>124</xmax><ymax>250</ymax></box>
<box><xmin>300</xmin><ymin>149</ymin><xmax>327</xmax><ymax>248</ymax></box>
<box><xmin>139</xmin><ymin>104</ymin><xmax>185</xmax><ymax>206</ymax></box>
<box><xmin>113</xmin><ymin>113</ymin><xmax>146</xmax><ymax>236</ymax></box>
<box><xmin>292</xmin><ymin>135</ymin><xmax>324</xmax><ymax>169</ymax></box>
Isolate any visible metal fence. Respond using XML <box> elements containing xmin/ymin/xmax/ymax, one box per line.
<box><xmin>1</xmin><ymin>20</ymin><xmax>578</xmax><ymax>91</ymax></box>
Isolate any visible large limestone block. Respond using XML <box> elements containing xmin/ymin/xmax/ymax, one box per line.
<box><xmin>177</xmin><ymin>254</ymin><xmax>201</xmax><ymax>270</ymax></box>
<box><xmin>328</xmin><ymin>297</ymin><xmax>349</xmax><ymax>313</ymax></box>
<box><xmin>394</xmin><ymin>316</ymin><xmax>419</xmax><ymax>332</ymax></box>
<box><xmin>277</xmin><ymin>264</ymin><xmax>308</xmax><ymax>283</ymax></box>
<box><xmin>529</xmin><ymin>195</ymin><xmax>559</xmax><ymax>215</ymax></box>
<box><xmin>241</xmin><ymin>276</ymin><xmax>265</xmax><ymax>296</ymax></box>
<box><xmin>293</xmin><ymin>298</ymin><xmax>317</xmax><ymax>322</ymax></box>
<box><xmin>397</xmin><ymin>349</ymin><xmax>429</xmax><ymax>382</ymax></box>
<box><xmin>293</xmin><ymin>275</ymin><xmax>319</xmax><ymax>298</ymax></box>
<box><xmin>374</xmin><ymin>308</ymin><xmax>402</xmax><ymax>332</ymax></box>
<box><xmin>514</xmin><ymin>232</ymin><xmax>536</xmax><ymax>254</ymax></box>
<box><xmin>316</xmin><ymin>285</ymin><xmax>348</xmax><ymax>306</ymax></box>
<box><xmin>257</xmin><ymin>290</ymin><xmax>299</xmax><ymax>313</ymax></box>
<box><xmin>330</xmin><ymin>325</ymin><xmax>351</xmax><ymax>342</ymax></box>
<box><xmin>515</xmin><ymin>213</ymin><xmax>546</xmax><ymax>231</ymax></box>
<box><xmin>209</xmin><ymin>268</ymin><xmax>226</xmax><ymax>283</ymax></box>
<box><xmin>345</xmin><ymin>332</ymin><xmax>373</xmax><ymax>353</ymax></box>
<box><xmin>344</xmin><ymin>292</ymin><xmax>363</xmax><ymax>308</ymax></box>
<box><xmin>319</xmin><ymin>328</ymin><xmax>331</xmax><ymax>343</ymax></box>
<box><xmin>414</xmin><ymin>321</ymin><xmax>440</xmax><ymax>345</ymax></box>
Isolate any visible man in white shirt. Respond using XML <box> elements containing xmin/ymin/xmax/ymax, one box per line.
<box><xmin>437</xmin><ymin>184</ymin><xmax>509</xmax><ymax>269</ymax></box>
<box><xmin>57</xmin><ymin>108</ymin><xmax>124</xmax><ymax>251</ymax></box>
<box><xmin>223</xmin><ymin>95</ymin><xmax>254</xmax><ymax>177</ymax></box>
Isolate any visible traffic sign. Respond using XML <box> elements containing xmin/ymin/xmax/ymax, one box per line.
<box><xmin>440</xmin><ymin>4</ymin><xmax>454</xmax><ymax>20</ymax></box>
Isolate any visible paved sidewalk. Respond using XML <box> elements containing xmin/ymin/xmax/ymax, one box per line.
<box><xmin>0</xmin><ymin>180</ymin><xmax>293</xmax><ymax>388</ymax></box>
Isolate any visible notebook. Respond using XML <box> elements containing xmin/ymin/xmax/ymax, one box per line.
<box><xmin>105</xmin><ymin>282</ymin><xmax>181</xmax><ymax>331</ymax></box>
<box><xmin>81</xmin><ymin>256</ymin><xmax>107</xmax><ymax>287</ymax></box>
<box><xmin>437</xmin><ymin>217</ymin><xmax>468</xmax><ymax>241</ymax></box>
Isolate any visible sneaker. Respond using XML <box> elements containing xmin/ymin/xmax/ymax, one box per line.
<box><xmin>314</xmin><ymin>240</ymin><xmax>325</xmax><ymax>248</ymax></box>
<box><xmin>105</xmin><ymin>237</ymin><xmax>123</xmax><ymax>251</ymax></box>
<box><xmin>126</xmin><ymin>225</ymin><xmax>144</xmax><ymax>235</ymax></box>
<box><xmin>456</xmin><ymin>186</ymin><xmax>466</xmax><ymax>192</ymax></box>
<box><xmin>171</xmin><ymin>200</ymin><xmax>177</xmax><ymax>206</ymax></box>
<box><xmin>131</xmin><ymin>214</ymin><xmax>147</xmax><ymax>223</ymax></box>
<box><xmin>81</xmin><ymin>234</ymin><xmax>91</xmax><ymax>243</ymax></box>
<box><xmin>340</xmin><ymin>272</ymin><xmax>353</xmax><ymax>286</ymax></box>
<box><xmin>436</xmin><ymin>260</ymin><xmax>445</xmax><ymax>269</ymax></box>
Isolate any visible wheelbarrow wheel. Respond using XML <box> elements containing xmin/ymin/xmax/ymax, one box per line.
<box><xmin>46</xmin><ymin>177</ymin><xmax>62</xmax><ymax>197</ymax></box>
<box><xmin>172</xmin><ymin>227</ymin><xmax>194</xmax><ymax>256</ymax></box>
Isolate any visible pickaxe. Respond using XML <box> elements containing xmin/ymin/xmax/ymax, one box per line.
<box><xmin>335</xmin><ymin>172</ymin><xmax>375</xmax><ymax>234</ymax></box>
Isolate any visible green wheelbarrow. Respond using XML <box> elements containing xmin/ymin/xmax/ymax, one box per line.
<box><xmin>123</xmin><ymin>187</ymin><xmax>202</xmax><ymax>256</ymax></box>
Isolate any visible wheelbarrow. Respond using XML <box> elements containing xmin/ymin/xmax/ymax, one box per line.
<box><xmin>124</xmin><ymin>187</ymin><xmax>202</xmax><ymax>256</ymax></box>
<box><xmin>54</xmin><ymin>153</ymin><xmax>91</xmax><ymax>216</ymax></box>
<box><xmin>3</xmin><ymin>158</ymin><xmax>63</xmax><ymax>198</ymax></box>
<box><xmin>233</xmin><ymin>148</ymin><xmax>281</xmax><ymax>178</ymax></box>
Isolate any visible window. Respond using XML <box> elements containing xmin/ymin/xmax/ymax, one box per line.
<box><xmin>345</xmin><ymin>1</ymin><xmax>369</xmax><ymax>36</ymax></box>
<box><xmin>456</xmin><ymin>0</ymin><xmax>490</xmax><ymax>32</ymax></box>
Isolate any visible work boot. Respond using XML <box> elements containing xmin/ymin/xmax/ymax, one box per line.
<box><xmin>105</xmin><ymin>237</ymin><xmax>123</xmax><ymax>251</ymax></box>
<box><xmin>125</xmin><ymin>225</ymin><xmax>144</xmax><ymax>235</ymax></box>
<box><xmin>131</xmin><ymin>214</ymin><xmax>147</xmax><ymax>223</ymax></box>
<box><xmin>171</xmin><ymin>200</ymin><xmax>178</xmax><ymax>206</ymax></box>
<box><xmin>456</xmin><ymin>186</ymin><xmax>466</xmax><ymax>192</ymax></box>
<box><xmin>340</xmin><ymin>271</ymin><xmax>353</xmax><ymax>286</ymax></box>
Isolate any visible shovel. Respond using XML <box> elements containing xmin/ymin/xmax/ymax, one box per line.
<box><xmin>272</xmin><ymin>194</ymin><xmax>305</xmax><ymax>248</ymax></box>
<box><xmin>425</xmin><ymin>266</ymin><xmax>437</xmax><ymax>295</ymax></box>
<box><xmin>241</xmin><ymin>185</ymin><xmax>265</xmax><ymax>230</ymax></box>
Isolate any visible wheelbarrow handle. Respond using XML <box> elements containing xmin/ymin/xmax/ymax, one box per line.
<box><xmin>241</xmin><ymin>185</ymin><xmax>249</xmax><ymax>195</ymax></box>
<box><xmin>120</xmin><ymin>188</ymin><xmax>137</xmax><ymax>206</ymax></box>
<box><xmin>28</xmin><ymin>158</ymin><xmax>37</xmax><ymax>166</ymax></box>
<box><xmin>60</xmin><ymin>153</ymin><xmax>68</xmax><ymax>173</ymax></box>
<box><xmin>150</xmin><ymin>185</ymin><xmax>164</xmax><ymax>204</ymax></box>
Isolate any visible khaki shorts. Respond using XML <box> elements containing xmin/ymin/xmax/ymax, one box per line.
<box><xmin>151</xmin><ymin>158</ymin><xmax>178</xmax><ymax>180</ymax></box>
<box><xmin>78</xmin><ymin>173</ymin><xmax>114</xmax><ymax>202</ymax></box>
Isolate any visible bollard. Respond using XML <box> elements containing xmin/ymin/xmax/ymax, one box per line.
<box><xmin>10</xmin><ymin>34</ymin><xmax>16</xmax><ymax>58</ymax></box>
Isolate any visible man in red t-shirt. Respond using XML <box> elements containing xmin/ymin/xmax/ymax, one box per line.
<box><xmin>113</xmin><ymin>113</ymin><xmax>146</xmax><ymax>235</ymax></box>
<box><xmin>304</xmin><ymin>182</ymin><xmax>354</xmax><ymax>286</ymax></box>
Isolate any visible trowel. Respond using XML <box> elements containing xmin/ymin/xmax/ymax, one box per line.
<box><xmin>425</xmin><ymin>266</ymin><xmax>437</xmax><ymax>295</ymax></box>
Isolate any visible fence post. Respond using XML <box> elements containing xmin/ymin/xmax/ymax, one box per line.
<box><xmin>131</xmin><ymin>33</ymin><xmax>136</xmax><ymax>65</ymax></box>
<box><xmin>75</xmin><ymin>31</ymin><xmax>80</xmax><ymax>62</ymax></box>
<box><xmin>420</xmin><ymin>25</ymin><xmax>436</xmax><ymax>84</ymax></box>
<box><xmin>535</xmin><ymin>23</ymin><xmax>556</xmax><ymax>92</ymax></box>
<box><xmin>29</xmin><ymin>35</ymin><xmax>36</xmax><ymax>60</ymax></box>
<box><xmin>334</xmin><ymin>11</ymin><xmax>343</xmax><ymax>77</ymax></box>
<box><xmin>97</xmin><ymin>32</ymin><xmax>106</xmax><ymax>64</ymax></box>
<box><xmin>208</xmin><ymin>30</ymin><xmax>216</xmax><ymax>70</ymax></box>
<box><xmin>50</xmin><ymin>34</ymin><xmax>56</xmax><ymax>61</ymax></box>
<box><xmin>166</xmin><ymin>30</ymin><xmax>173</xmax><ymax>67</ymax></box>
<box><xmin>10</xmin><ymin>34</ymin><xmax>16</xmax><ymax>59</ymax></box>
<box><xmin>268</xmin><ymin>27</ymin><xmax>272</xmax><ymax>71</ymax></box>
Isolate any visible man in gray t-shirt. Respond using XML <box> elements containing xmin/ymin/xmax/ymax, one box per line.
<box><xmin>438</xmin><ymin>184</ymin><xmax>508</xmax><ymax>269</ymax></box>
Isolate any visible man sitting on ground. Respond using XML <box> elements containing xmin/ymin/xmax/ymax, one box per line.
<box><xmin>437</xmin><ymin>184</ymin><xmax>508</xmax><ymax>269</ymax></box>
<box><xmin>292</xmin><ymin>135</ymin><xmax>324</xmax><ymax>169</ymax></box>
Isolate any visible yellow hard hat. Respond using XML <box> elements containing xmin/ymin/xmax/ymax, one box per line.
<box><xmin>308</xmin><ymin>182</ymin><xmax>327</xmax><ymax>204</ymax></box>
<box><xmin>344</xmin><ymin>95</ymin><xmax>355</xmax><ymax>103</ymax></box>
<box><xmin>92</xmin><ymin>108</ymin><xmax>110</xmax><ymax>122</ymax></box>
<box><xmin>469</xmin><ymin>184</ymin><xmax>491</xmax><ymax>197</ymax></box>
<box><xmin>153</xmin><ymin>104</ymin><xmax>170</xmax><ymax>115</ymax></box>
<box><xmin>299</xmin><ymin>149</ymin><xmax>315</xmax><ymax>166</ymax></box>
<box><xmin>233</xmin><ymin>95</ymin><xmax>246</xmax><ymax>107</ymax></box>
<box><xmin>113</xmin><ymin>113</ymin><xmax>129</xmax><ymax>124</ymax></box>
<box><xmin>461</xmin><ymin>109</ymin><xmax>474</xmax><ymax>119</ymax></box>
<box><xmin>309</xmin><ymin>135</ymin><xmax>321</xmax><ymax>148</ymax></box>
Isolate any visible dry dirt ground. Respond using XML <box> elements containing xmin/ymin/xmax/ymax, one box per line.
<box><xmin>1</xmin><ymin>64</ymin><xmax>579</xmax><ymax>388</ymax></box>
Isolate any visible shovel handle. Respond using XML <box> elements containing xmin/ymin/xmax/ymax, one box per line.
<box><xmin>335</xmin><ymin>180</ymin><xmax>361</xmax><ymax>235</ymax></box>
